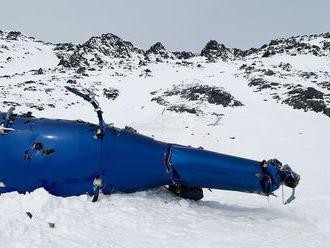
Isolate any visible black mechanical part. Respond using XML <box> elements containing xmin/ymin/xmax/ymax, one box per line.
<box><xmin>167</xmin><ymin>184</ymin><xmax>204</xmax><ymax>201</ymax></box>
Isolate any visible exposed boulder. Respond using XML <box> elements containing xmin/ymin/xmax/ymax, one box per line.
<box><xmin>36</xmin><ymin>68</ymin><xmax>44</xmax><ymax>75</ymax></box>
<box><xmin>139</xmin><ymin>68</ymin><xmax>152</xmax><ymax>77</ymax></box>
<box><xmin>103</xmin><ymin>88</ymin><xmax>119</xmax><ymax>100</ymax></box>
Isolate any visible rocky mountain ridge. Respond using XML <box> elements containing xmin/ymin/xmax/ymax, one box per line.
<box><xmin>2</xmin><ymin>30</ymin><xmax>330</xmax><ymax>63</ymax></box>
<box><xmin>0</xmin><ymin>30</ymin><xmax>329</xmax><ymax>118</ymax></box>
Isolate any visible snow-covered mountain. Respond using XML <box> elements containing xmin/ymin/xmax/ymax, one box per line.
<box><xmin>1</xmin><ymin>30</ymin><xmax>329</xmax><ymax>118</ymax></box>
<box><xmin>0</xmin><ymin>30</ymin><xmax>330</xmax><ymax>248</ymax></box>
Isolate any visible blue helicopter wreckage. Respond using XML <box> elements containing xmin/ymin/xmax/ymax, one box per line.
<box><xmin>0</xmin><ymin>85</ymin><xmax>300</xmax><ymax>203</ymax></box>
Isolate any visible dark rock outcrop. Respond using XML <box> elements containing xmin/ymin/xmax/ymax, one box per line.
<box><xmin>153</xmin><ymin>84</ymin><xmax>243</xmax><ymax>108</ymax></box>
<box><xmin>245</xmin><ymin>33</ymin><xmax>330</xmax><ymax>58</ymax></box>
<box><xmin>55</xmin><ymin>33</ymin><xmax>143</xmax><ymax>68</ymax></box>
<box><xmin>103</xmin><ymin>88</ymin><xmax>119</xmax><ymax>100</ymax></box>
<box><xmin>173</xmin><ymin>51</ymin><xmax>195</xmax><ymax>60</ymax></box>
<box><xmin>201</xmin><ymin>40</ymin><xmax>231</xmax><ymax>61</ymax></box>
<box><xmin>145</xmin><ymin>42</ymin><xmax>174</xmax><ymax>60</ymax></box>
<box><xmin>83</xmin><ymin>33</ymin><xmax>142</xmax><ymax>58</ymax></box>
<box><xmin>283</xmin><ymin>86</ymin><xmax>329</xmax><ymax>117</ymax></box>
<box><xmin>146</xmin><ymin>42</ymin><xmax>166</xmax><ymax>55</ymax></box>
<box><xmin>6</xmin><ymin>31</ymin><xmax>22</xmax><ymax>40</ymax></box>
<box><xmin>248</xmin><ymin>78</ymin><xmax>279</xmax><ymax>91</ymax></box>
<box><xmin>167</xmin><ymin>104</ymin><xmax>200</xmax><ymax>115</ymax></box>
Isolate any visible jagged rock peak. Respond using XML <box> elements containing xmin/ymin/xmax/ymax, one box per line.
<box><xmin>146</xmin><ymin>42</ymin><xmax>166</xmax><ymax>54</ymax></box>
<box><xmin>201</xmin><ymin>40</ymin><xmax>232</xmax><ymax>61</ymax></box>
<box><xmin>55</xmin><ymin>33</ymin><xmax>145</xmax><ymax>68</ymax></box>
<box><xmin>84</xmin><ymin>33</ymin><xmax>130</xmax><ymax>47</ymax></box>
<box><xmin>145</xmin><ymin>42</ymin><xmax>174</xmax><ymax>60</ymax></box>
<box><xmin>81</xmin><ymin>33</ymin><xmax>143</xmax><ymax>57</ymax></box>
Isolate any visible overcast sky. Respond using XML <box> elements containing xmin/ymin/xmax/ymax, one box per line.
<box><xmin>0</xmin><ymin>0</ymin><xmax>329</xmax><ymax>52</ymax></box>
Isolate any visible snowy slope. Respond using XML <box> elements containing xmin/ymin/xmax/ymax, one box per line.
<box><xmin>0</xmin><ymin>30</ymin><xmax>330</xmax><ymax>248</ymax></box>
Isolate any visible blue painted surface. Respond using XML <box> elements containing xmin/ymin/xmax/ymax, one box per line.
<box><xmin>0</xmin><ymin>112</ymin><xmax>290</xmax><ymax>197</ymax></box>
<box><xmin>170</xmin><ymin>145</ymin><xmax>282</xmax><ymax>193</ymax></box>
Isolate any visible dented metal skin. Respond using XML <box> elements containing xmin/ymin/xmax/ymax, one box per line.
<box><xmin>0</xmin><ymin>85</ymin><xmax>300</xmax><ymax>201</ymax></box>
<box><xmin>0</xmin><ymin>110</ymin><xmax>300</xmax><ymax>200</ymax></box>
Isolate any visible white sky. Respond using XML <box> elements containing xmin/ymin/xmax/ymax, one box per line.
<box><xmin>0</xmin><ymin>0</ymin><xmax>329</xmax><ymax>52</ymax></box>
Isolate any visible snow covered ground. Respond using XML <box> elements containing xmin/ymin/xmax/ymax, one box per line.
<box><xmin>0</xmin><ymin>31</ymin><xmax>330</xmax><ymax>248</ymax></box>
